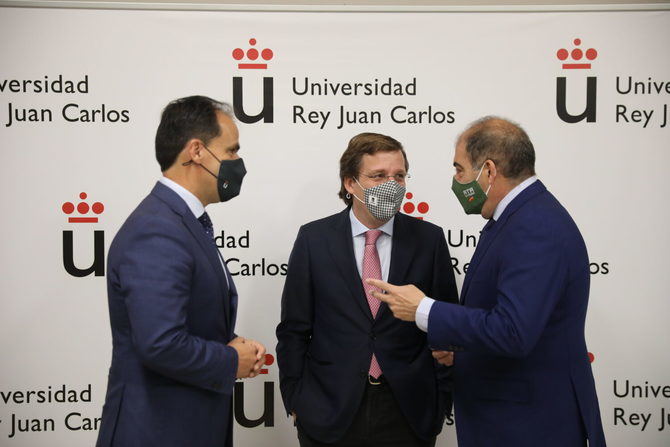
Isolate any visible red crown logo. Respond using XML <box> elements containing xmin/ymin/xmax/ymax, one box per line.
<box><xmin>402</xmin><ymin>192</ymin><xmax>430</xmax><ymax>220</ymax></box>
<box><xmin>62</xmin><ymin>192</ymin><xmax>104</xmax><ymax>223</ymax></box>
<box><xmin>259</xmin><ymin>353</ymin><xmax>275</xmax><ymax>374</ymax></box>
<box><xmin>557</xmin><ymin>38</ymin><xmax>598</xmax><ymax>70</ymax></box>
<box><xmin>232</xmin><ymin>38</ymin><xmax>274</xmax><ymax>70</ymax></box>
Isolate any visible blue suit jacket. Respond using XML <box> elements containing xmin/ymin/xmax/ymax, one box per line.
<box><xmin>428</xmin><ymin>181</ymin><xmax>606</xmax><ymax>446</ymax></box>
<box><xmin>96</xmin><ymin>182</ymin><xmax>238</xmax><ymax>447</ymax></box>
<box><xmin>276</xmin><ymin>209</ymin><xmax>459</xmax><ymax>443</ymax></box>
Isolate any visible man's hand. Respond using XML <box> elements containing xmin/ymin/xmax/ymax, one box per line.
<box><xmin>366</xmin><ymin>279</ymin><xmax>426</xmax><ymax>322</ymax></box>
<box><xmin>228</xmin><ymin>337</ymin><xmax>260</xmax><ymax>378</ymax></box>
<box><xmin>246</xmin><ymin>339</ymin><xmax>267</xmax><ymax>376</ymax></box>
<box><xmin>432</xmin><ymin>350</ymin><xmax>454</xmax><ymax>366</ymax></box>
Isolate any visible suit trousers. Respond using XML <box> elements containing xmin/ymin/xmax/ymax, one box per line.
<box><xmin>297</xmin><ymin>378</ymin><xmax>436</xmax><ymax>447</ymax></box>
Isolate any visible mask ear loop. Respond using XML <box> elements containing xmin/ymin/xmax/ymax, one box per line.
<box><xmin>476</xmin><ymin>161</ymin><xmax>493</xmax><ymax>195</ymax></box>
<box><xmin>202</xmin><ymin>144</ymin><xmax>222</xmax><ymax>163</ymax></box>
<box><xmin>182</xmin><ymin>143</ymin><xmax>221</xmax><ymax>180</ymax></box>
<box><xmin>351</xmin><ymin>178</ymin><xmax>367</xmax><ymax>205</ymax></box>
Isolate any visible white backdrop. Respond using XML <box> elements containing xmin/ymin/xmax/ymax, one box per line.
<box><xmin>0</xmin><ymin>5</ymin><xmax>669</xmax><ymax>446</ymax></box>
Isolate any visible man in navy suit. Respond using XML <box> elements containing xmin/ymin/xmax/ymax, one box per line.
<box><xmin>370</xmin><ymin>117</ymin><xmax>606</xmax><ymax>446</ymax></box>
<box><xmin>96</xmin><ymin>96</ymin><xmax>266</xmax><ymax>447</ymax></box>
<box><xmin>276</xmin><ymin>133</ymin><xmax>459</xmax><ymax>447</ymax></box>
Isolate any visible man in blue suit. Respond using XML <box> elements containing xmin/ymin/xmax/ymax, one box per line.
<box><xmin>96</xmin><ymin>96</ymin><xmax>266</xmax><ymax>447</ymax></box>
<box><xmin>276</xmin><ymin>133</ymin><xmax>459</xmax><ymax>447</ymax></box>
<box><xmin>370</xmin><ymin>117</ymin><xmax>606</xmax><ymax>446</ymax></box>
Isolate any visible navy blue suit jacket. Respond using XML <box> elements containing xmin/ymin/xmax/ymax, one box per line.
<box><xmin>276</xmin><ymin>209</ymin><xmax>459</xmax><ymax>443</ymax></box>
<box><xmin>428</xmin><ymin>181</ymin><xmax>606</xmax><ymax>446</ymax></box>
<box><xmin>96</xmin><ymin>182</ymin><xmax>238</xmax><ymax>447</ymax></box>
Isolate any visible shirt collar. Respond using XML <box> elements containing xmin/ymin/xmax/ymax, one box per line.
<box><xmin>159</xmin><ymin>176</ymin><xmax>205</xmax><ymax>219</ymax></box>
<box><xmin>349</xmin><ymin>208</ymin><xmax>395</xmax><ymax>238</ymax></box>
<box><xmin>492</xmin><ymin>175</ymin><xmax>538</xmax><ymax>221</ymax></box>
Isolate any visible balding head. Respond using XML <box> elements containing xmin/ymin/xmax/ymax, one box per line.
<box><xmin>458</xmin><ymin>117</ymin><xmax>536</xmax><ymax>182</ymax></box>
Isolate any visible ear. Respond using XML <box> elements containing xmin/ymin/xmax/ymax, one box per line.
<box><xmin>344</xmin><ymin>176</ymin><xmax>358</xmax><ymax>196</ymax></box>
<box><xmin>484</xmin><ymin>159</ymin><xmax>498</xmax><ymax>185</ymax></box>
<box><xmin>185</xmin><ymin>139</ymin><xmax>205</xmax><ymax>165</ymax></box>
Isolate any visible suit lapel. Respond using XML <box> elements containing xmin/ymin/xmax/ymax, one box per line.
<box><xmin>461</xmin><ymin>180</ymin><xmax>547</xmax><ymax>304</ymax></box>
<box><xmin>326</xmin><ymin>209</ymin><xmax>373</xmax><ymax>321</ymax></box>
<box><xmin>226</xmin><ymin>268</ymin><xmax>238</xmax><ymax>338</ymax></box>
<box><xmin>377</xmin><ymin>214</ymin><xmax>415</xmax><ymax>322</ymax></box>
<box><xmin>183</xmin><ymin>216</ymin><xmax>231</xmax><ymax>320</ymax></box>
<box><xmin>151</xmin><ymin>182</ymin><xmax>230</xmax><ymax>322</ymax></box>
<box><xmin>461</xmin><ymin>219</ymin><xmax>502</xmax><ymax>303</ymax></box>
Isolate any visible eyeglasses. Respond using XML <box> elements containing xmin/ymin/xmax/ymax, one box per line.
<box><xmin>359</xmin><ymin>172</ymin><xmax>411</xmax><ymax>184</ymax></box>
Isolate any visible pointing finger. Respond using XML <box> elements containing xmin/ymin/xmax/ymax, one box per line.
<box><xmin>371</xmin><ymin>290</ymin><xmax>392</xmax><ymax>303</ymax></box>
<box><xmin>365</xmin><ymin>278</ymin><xmax>394</xmax><ymax>293</ymax></box>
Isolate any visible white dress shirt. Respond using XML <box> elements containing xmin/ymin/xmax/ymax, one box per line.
<box><xmin>158</xmin><ymin>176</ymin><xmax>230</xmax><ymax>288</ymax></box>
<box><xmin>159</xmin><ymin>176</ymin><xmax>205</xmax><ymax>218</ymax></box>
<box><xmin>350</xmin><ymin>208</ymin><xmax>394</xmax><ymax>282</ymax></box>
<box><xmin>415</xmin><ymin>176</ymin><xmax>539</xmax><ymax>332</ymax></box>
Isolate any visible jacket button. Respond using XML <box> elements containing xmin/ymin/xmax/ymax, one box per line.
<box><xmin>369</xmin><ymin>332</ymin><xmax>376</xmax><ymax>340</ymax></box>
<box><xmin>360</xmin><ymin>371</ymin><xmax>367</xmax><ymax>379</ymax></box>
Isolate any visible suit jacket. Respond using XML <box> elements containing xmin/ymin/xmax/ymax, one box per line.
<box><xmin>428</xmin><ymin>180</ymin><xmax>606</xmax><ymax>447</ymax></box>
<box><xmin>276</xmin><ymin>208</ymin><xmax>459</xmax><ymax>443</ymax></box>
<box><xmin>96</xmin><ymin>182</ymin><xmax>239</xmax><ymax>447</ymax></box>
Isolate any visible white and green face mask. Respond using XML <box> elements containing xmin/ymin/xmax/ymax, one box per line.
<box><xmin>451</xmin><ymin>164</ymin><xmax>490</xmax><ymax>215</ymax></box>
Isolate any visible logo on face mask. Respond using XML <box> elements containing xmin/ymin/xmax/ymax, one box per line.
<box><xmin>353</xmin><ymin>178</ymin><xmax>405</xmax><ymax>222</ymax></box>
<box><xmin>463</xmin><ymin>187</ymin><xmax>475</xmax><ymax>199</ymax></box>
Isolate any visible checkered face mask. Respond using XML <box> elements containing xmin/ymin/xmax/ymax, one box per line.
<box><xmin>353</xmin><ymin>178</ymin><xmax>406</xmax><ymax>222</ymax></box>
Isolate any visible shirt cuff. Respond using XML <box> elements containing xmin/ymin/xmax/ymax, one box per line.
<box><xmin>415</xmin><ymin>297</ymin><xmax>435</xmax><ymax>332</ymax></box>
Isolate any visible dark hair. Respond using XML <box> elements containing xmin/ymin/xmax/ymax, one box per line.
<box><xmin>338</xmin><ymin>133</ymin><xmax>409</xmax><ymax>206</ymax></box>
<box><xmin>155</xmin><ymin>95</ymin><xmax>233</xmax><ymax>172</ymax></box>
<box><xmin>459</xmin><ymin>116</ymin><xmax>535</xmax><ymax>180</ymax></box>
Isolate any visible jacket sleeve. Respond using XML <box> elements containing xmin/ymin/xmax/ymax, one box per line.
<box><xmin>427</xmin><ymin>219</ymin><xmax>567</xmax><ymax>359</ymax></box>
<box><xmin>275</xmin><ymin>226</ymin><xmax>313</xmax><ymax>414</ymax></box>
<box><xmin>114</xmin><ymin>215</ymin><xmax>238</xmax><ymax>394</ymax></box>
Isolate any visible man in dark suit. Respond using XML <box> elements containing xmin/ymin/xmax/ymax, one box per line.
<box><xmin>276</xmin><ymin>133</ymin><xmax>459</xmax><ymax>447</ymax></box>
<box><xmin>370</xmin><ymin>117</ymin><xmax>606</xmax><ymax>446</ymax></box>
<box><xmin>96</xmin><ymin>96</ymin><xmax>266</xmax><ymax>447</ymax></box>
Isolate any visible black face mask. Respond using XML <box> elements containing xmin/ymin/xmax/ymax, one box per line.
<box><xmin>201</xmin><ymin>146</ymin><xmax>247</xmax><ymax>202</ymax></box>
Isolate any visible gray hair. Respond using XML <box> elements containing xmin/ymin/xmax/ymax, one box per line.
<box><xmin>458</xmin><ymin>116</ymin><xmax>536</xmax><ymax>180</ymax></box>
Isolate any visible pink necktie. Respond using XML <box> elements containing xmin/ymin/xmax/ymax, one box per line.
<box><xmin>362</xmin><ymin>230</ymin><xmax>383</xmax><ymax>378</ymax></box>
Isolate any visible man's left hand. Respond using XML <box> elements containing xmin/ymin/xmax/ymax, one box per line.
<box><xmin>366</xmin><ymin>279</ymin><xmax>425</xmax><ymax>322</ymax></box>
<box><xmin>247</xmin><ymin>339</ymin><xmax>267</xmax><ymax>378</ymax></box>
<box><xmin>432</xmin><ymin>350</ymin><xmax>454</xmax><ymax>366</ymax></box>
